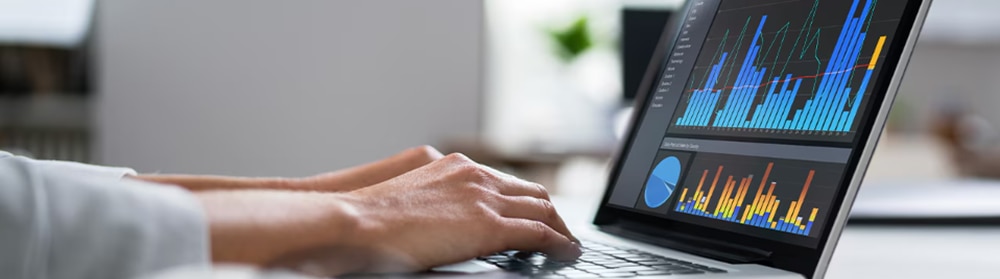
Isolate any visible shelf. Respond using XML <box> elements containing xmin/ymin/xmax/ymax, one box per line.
<box><xmin>0</xmin><ymin>94</ymin><xmax>91</xmax><ymax>129</ymax></box>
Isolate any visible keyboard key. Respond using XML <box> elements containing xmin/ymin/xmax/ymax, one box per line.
<box><xmin>524</xmin><ymin>258</ymin><xmax>548</xmax><ymax>266</ymax></box>
<box><xmin>572</xmin><ymin>264</ymin><xmax>603</xmax><ymax>269</ymax></box>
<box><xmin>480</xmin><ymin>240</ymin><xmax>728</xmax><ymax>277</ymax></box>
<box><xmin>706</xmin><ymin>268</ymin><xmax>728</xmax><ymax>273</ymax></box>
<box><xmin>539</xmin><ymin>263</ymin><xmax>572</xmax><ymax>271</ymax></box>
<box><xmin>648</xmin><ymin>262</ymin><xmax>686</xmax><ymax>267</ymax></box>
<box><xmin>689</xmin><ymin>263</ymin><xmax>713</xmax><ymax>269</ymax></box>
<box><xmin>555</xmin><ymin>270</ymin><xmax>593</xmax><ymax>276</ymax></box>
<box><xmin>644</xmin><ymin>265</ymin><xmax>701</xmax><ymax>273</ymax></box>
<box><xmin>614</xmin><ymin>254</ymin><xmax>654</xmax><ymax>261</ymax></box>
<box><xmin>602</xmin><ymin>262</ymin><xmax>642</xmax><ymax>268</ymax></box>
<box><xmin>575</xmin><ymin>266</ymin><xmax>613</xmax><ymax>273</ymax></box>
<box><xmin>611</xmin><ymin>266</ymin><xmax>657</xmax><ymax>272</ymax></box>
<box><xmin>521</xmin><ymin>269</ymin><xmax>554</xmax><ymax>275</ymax></box>
<box><xmin>594</xmin><ymin>271</ymin><xmax>637</xmax><ymax>278</ymax></box>
<box><xmin>595</xmin><ymin>260</ymin><xmax>629</xmax><ymax>266</ymax></box>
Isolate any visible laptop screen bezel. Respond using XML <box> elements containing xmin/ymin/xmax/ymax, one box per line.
<box><xmin>592</xmin><ymin>0</ymin><xmax>928</xmax><ymax>276</ymax></box>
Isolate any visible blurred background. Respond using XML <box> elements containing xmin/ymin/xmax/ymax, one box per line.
<box><xmin>4</xmin><ymin>0</ymin><xmax>1000</xmax><ymax>195</ymax></box>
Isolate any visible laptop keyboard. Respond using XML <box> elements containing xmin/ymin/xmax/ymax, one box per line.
<box><xmin>477</xmin><ymin>240</ymin><xmax>728</xmax><ymax>278</ymax></box>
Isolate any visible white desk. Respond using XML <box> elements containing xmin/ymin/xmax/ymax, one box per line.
<box><xmin>826</xmin><ymin>227</ymin><xmax>1000</xmax><ymax>278</ymax></box>
<box><xmin>552</xmin><ymin>196</ymin><xmax>1000</xmax><ymax>279</ymax></box>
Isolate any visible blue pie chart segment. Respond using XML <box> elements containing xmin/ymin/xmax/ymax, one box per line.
<box><xmin>644</xmin><ymin>156</ymin><xmax>682</xmax><ymax>208</ymax></box>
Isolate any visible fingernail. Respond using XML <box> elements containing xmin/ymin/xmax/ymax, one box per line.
<box><xmin>569</xmin><ymin>242</ymin><xmax>583</xmax><ymax>258</ymax></box>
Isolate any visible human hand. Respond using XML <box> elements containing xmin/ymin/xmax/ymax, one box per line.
<box><xmin>275</xmin><ymin>153</ymin><xmax>581</xmax><ymax>276</ymax></box>
<box><xmin>296</xmin><ymin>146</ymin><xmax>445</xmax><ymax>192</ymax></box>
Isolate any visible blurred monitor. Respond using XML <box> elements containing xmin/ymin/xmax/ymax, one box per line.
<box><xmin>622</xmin><ymin>7</ymin><xmax>674</xmax><ymax>102</ymax></box>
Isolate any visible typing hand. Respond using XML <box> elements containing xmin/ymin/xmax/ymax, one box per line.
<box><xmin>281</xmin><ymin>154</ymin><xmax>581</xmax><ymax>276</ymax></box>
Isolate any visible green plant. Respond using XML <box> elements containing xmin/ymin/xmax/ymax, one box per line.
<box><xmin>548</xmin><ymin>16</ymin><xmax>595</xmax><ymax>63</ymax></box>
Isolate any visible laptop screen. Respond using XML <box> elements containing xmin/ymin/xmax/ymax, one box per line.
<box><xmin>604</xmin><ymin>0</ymin><xmax>917</xmax><ymax>248</ymax></box>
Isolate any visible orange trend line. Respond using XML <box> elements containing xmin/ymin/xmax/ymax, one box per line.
<box><xmin>686</xmin><ymin>63</ymin><xmax>872</xmax><ymax>93</ymax></box>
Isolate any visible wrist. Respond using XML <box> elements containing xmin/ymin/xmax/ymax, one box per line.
<box><xmin>198</xmin><ymin>191</ymin><xmax>365</xmax><ymax>267</ymax></box>
<box><xmin>270</xmin><ymin>192</ymin><xmax>381</xmax><ymax>275</ymax></box>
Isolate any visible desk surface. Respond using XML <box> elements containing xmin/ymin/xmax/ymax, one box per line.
<box><xmin>552</xmin><ymin>196</ymin><xmax>1000</xmax><ymax>279</ymax></box>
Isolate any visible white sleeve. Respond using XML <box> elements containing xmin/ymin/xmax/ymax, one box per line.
<box><xmin>0</xmin><ymin>151</ymin><xmax>211</xmax><ymax>279</ymax></box>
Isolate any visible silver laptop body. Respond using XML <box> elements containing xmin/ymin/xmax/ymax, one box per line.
<box><xmin>435</xmin><ymin>0</ymin><xmax>932</xmax><ymax>278</ymax></box>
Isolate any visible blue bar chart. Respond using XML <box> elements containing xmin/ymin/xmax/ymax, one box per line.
<box><xmin>670</xmin><ymin>0</ymin><xmax>891</xmax><ymax>136</ymax></box>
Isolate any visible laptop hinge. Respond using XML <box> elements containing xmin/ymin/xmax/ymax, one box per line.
<box><xmin>600</xmin><ymin>222</ymin><xmax>773</xmax><ymax>264</ymax></box>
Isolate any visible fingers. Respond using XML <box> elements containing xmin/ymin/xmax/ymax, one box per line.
<box><xmin>463</xmin><ymin>159</ymin><xmax>549</xmax><ymax>200</ymax></box>
<box><xmin>430</xmin><ymin>153</ymin><xmax>579</xmax><ymax>257</ymax></box>
<box><xmin>480</xmin><ymin>165</ymin><xmax>573</xmax><ymax>242</ymax></box>
<box><xmin>434</xmin><ymin>153</ymin><xmax>575</xmax><ymax>243</ymax></box>
<box><xmin>317</xmin><ymin>146</ymin><xmax>444</xmax><ymax>191</ymax></box>
<box><xmin>499</xmin><ymin>218</ymin><xmax>582</xmax><ymax>261</ymax></box>
<box><xmin>373</xmin><ymin>146</ymin><xmax>445</xmax><ymax>177</ymax></box>
<box><xmin>497</xmin><ymin>196</ymin><xmax>579</xmax><ymax>244</ymax></box>
<box><xmin>397</xmin><ymin>145</ymin><xmax>445</xmax><ymax>166</ymax></box>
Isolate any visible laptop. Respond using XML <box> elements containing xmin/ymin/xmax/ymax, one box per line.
<box><xmin>466</xmin><ymin>0</ymin><xmax>933</xmax><ymax>278</ymax></box>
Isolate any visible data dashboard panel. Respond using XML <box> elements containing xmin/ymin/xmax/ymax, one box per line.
<box><xmin>607</xmin><ymin>0</ymin><xmax>914</xmax><ymax>248</ymax></box>
<box><xmin>666</xmin><ymin>0</ymin><xmax>903</xmax><ymax>142</ymax></box>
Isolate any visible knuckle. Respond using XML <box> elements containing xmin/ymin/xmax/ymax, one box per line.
<box><xmin>444</xmin><ymin>153</ymin><xmax>473</xmax><ymax>164</ymax></box>
<box><xmin>530</xmin><ymin>221</ymin><xmax>554</xmax><ymax>244</ymax></box>
<box><xmin>537</xmin><ymin>199</ymin><xmax>557</xmax><ymax>221</ymax></box>
<box><xmin>532</xmin><ymin>183</ymin><xmax>552</xmax><ymax>199</ymax></box>
<box><xmin>411</xmin><ymin>145</ymin><xmax>443</xmax><ymax>160</ymax></box>
<box><xmin>456</xmin><ymin>164</ymin><xmax>496</xmax><ymax>183</ymax></box>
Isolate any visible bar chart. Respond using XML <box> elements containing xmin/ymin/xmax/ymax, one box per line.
<box><xmin>672</xmin><ymin>153</ymin><xmax>841</xmax><ymax>237</ymax></box>
<box><xmin>668</xmin><ymin>0</ymin><xmax>905</xmax><ymax>139</ymax></box>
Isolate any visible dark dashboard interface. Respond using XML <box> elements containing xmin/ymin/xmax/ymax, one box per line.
<box><xmin>606</xmin><ymin>0</ymin><xmax>910</xmax><ymax>247</ymax></box>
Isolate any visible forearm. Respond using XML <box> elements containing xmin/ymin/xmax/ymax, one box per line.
<box><xmin>131</xmin><ymin>146</ymin><xmax>443</xmax><ymax>193</ymax></box>
<box><xmin>132</xmin><ymin>174</ymin><xmax>303</xmax><ymax>192</ymax></box>
<box><xmin>195</xmin><ymin>190</ymin><xmax>368</xmax><ymax>274</ymax></box>
<box><xmin>130</xmin><ymin>160</ymin><xmax>412</xmax><ymax>193</ymax></box>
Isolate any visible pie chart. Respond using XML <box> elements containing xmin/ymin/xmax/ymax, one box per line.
<box><xmin>644</xmin><ymin>156</ymin><xmax>682</xmax><ymax>208</ymax></box>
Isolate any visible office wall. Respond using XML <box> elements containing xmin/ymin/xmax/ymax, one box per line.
<box><xmin>96</xmin><ymin>0</ymin><xmax>482</xmax><ymax>176</ymax></box>
<box><xmin>895</xmin><ymin>42</ymin><xmax>1000</xmax><ymax>131</ymax></box>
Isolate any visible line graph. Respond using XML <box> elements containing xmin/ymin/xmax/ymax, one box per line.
<box><xmin>689</xmin><ymin>63</ymin><xmax>873</xmax><ymax>94</ymax></box>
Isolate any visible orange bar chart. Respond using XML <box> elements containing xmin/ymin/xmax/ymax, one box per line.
<box><xmin>675</xmin><ymin>162</ymin><xmax>821</xmax><ymax>236</ymax></box>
